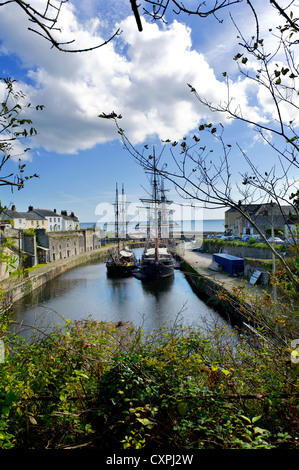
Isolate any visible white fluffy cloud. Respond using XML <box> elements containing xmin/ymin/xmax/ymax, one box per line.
<box><xmin>0</xmin><ymin>0</ymin><xmax>272</xmax><ymax>155</ymax></box>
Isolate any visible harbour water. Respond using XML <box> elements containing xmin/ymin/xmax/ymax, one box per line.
<box><xmin>11</xmin><ymin>248</ymin><xmax>234</xmax><ymax>339</ymax></box>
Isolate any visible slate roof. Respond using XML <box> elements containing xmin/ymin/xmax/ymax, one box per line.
<box><xmin>2</xmin><ymin>210</ymin><xmax>44</xmax><ymax>220</ymax></box>
<box><xmin>29</xmin><ymin>208</ymin><xmax>60</xmax><ymax>217</ymax></box>
<box><xmin>62</xmin><ymin>214</ymin><xmax>79</xmax><ymax>221</ymax></box>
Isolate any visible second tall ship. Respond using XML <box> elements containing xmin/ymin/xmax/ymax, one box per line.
<box><xmin>106</xmin><ymin>184</ymin><xmax>137</xmax><ymax>277</ymax></box>
<box><xmin>133</xmin><ymin>159</ymin><xmax>175</xmax><ymax>281</ymax></box>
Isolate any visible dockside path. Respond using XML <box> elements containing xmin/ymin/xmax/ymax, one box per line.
<box><xmin>176</xmin><ymin>242</ymin><xmax>268</xmax><ymax>300</ymax></box>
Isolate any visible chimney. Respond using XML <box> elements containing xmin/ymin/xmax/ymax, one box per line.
<box><xmin>54</xmin><ymin>209</ymin><xmax>57</xmax><ymax>213</ymax></box>
<box><xmin>11</xmin><ymin>205</ymin><xmax>16</xmax><ymax>211</ymax></box>
<box><xmin>28</xmin><ymin>206</ymin><xmax>33</xmax><ymax>211</ymax></box>
<box><xmin>70</xmin><ymin>212</ymin><xmax>75</xmax><ymax>217</ymax></box>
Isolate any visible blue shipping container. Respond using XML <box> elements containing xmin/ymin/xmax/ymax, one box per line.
<box><xmin>213</xmin><ymin>253</ymin><xmax>244</xmax><ymax>276</ymax></box>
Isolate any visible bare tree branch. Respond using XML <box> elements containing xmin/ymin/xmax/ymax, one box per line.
<box><xmin>1</xmin><ymin>0</ymin><xmax>122</xmax><ymax>53</ymax></box>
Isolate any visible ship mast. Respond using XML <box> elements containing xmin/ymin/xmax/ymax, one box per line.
<box><xmin>153</xmin><ymin>151</ymin><xmax>159</xmax><ymax>262</ymax></box>
<box><xmin>115</xmin><ymin>183</ymin><xmax>120</xmax><ymax>254</ymax></box>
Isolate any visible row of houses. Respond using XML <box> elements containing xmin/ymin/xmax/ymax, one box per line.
<box><xmin>225</xmin><ymin>203</ymin><xmax>298</xmax><ymax>239</ymax></box>
<box><xmin>1</xmin><ymin>206</ymin><xmax>80</xmax><ymax>232</ymax></box>
<box><xmin>0</xmin><ymin>205</ymin><xmax>106</xmax><ymax>280</ymax></box>
<box><xmin>0</xmin><ymin>224</ymin><xmax>105</xmax><ymax>280</ymax></box>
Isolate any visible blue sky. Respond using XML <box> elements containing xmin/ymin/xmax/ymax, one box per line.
<box><xmin>0</xmin><ymin>0</ymin><xmax>297</xmax><ymax>224</ymax></box>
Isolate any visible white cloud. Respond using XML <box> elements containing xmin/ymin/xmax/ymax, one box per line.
<box><xmin>0</xmin><ymin>0</ymin><xmax>278</xmax><ymax>155</ymax></box>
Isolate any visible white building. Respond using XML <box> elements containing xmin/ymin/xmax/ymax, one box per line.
<box><xmin>2</xmin><ymin>205</ymin><xmax>47</xmax><ymax>230</ymax></box>
<box><xmin>60</xmin><ymin>210</ymin><xmax>80</xmax><ymax>231</ymax></box>
<box><xmin>28</xmin><ymin>207</ymin><xmax>62</xmax><ymax>232</ymax></box>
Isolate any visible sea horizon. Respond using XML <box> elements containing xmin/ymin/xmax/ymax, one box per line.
<box><xmin>80</xmin><ymin>219</ymin><xmax>225</xmax><ymax>233</ymax></box>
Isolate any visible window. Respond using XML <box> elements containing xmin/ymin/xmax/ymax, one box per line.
<box><xmin>49</xmin><ymin>218</ymin><xmax>52</xmax><ymax>222</ymax></box>
<box><xmin>19</xmin><ymin>219</ymin><xmax>22</xmax><ymax>224</ymax></box>
<box><xmin>42</xmin><ymin>220</ymin><xmax>44</xmax><ymax>225</ymax></box>
<box><xmin>31</xmin><ymin>221</ymin><xmax>34</xmax><ymax>226</ymax></box>
<box><xmin>54</xmin><ymin>218</ymin><xmax>56</xmax><ymax>222</ymax></box>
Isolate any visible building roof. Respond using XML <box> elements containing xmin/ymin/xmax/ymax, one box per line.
<box><xmin>63</xmin><ymin>215</ymin><xmax>78</xmax><ymax>221</ymax></box>
<box><xmin>3</xmin><ymin>206</ymin><xmax>79</xmax><ymax>222</ymax></box>
<box><xmin>2</xmin><ymin>210</ymin><xmax>44</xmax><ymax>220</ymax></box>
<box><xmin>29</xmin><ymin>208</ymin><xmax>59</xmax><ymax>217</ymax></box>
<box><xmin>225</xmin><ymin>203</ymin><xmax>294</xmax><ymax>216</ymax></box>
<box><xmin>284</xmin><ymin>217</ymin><xmax>299</xmax><ymax>225</ymax></box>
<box><xmin>60</xmin><ymin>210</ymin><xmax>79</xmax><ymax>221</ymax></box>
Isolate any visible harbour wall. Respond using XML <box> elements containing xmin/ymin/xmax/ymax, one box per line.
<box><xmin>202</xmin><ymin>241</ymin><xmax>275</xmax><ymax>260</ymax></box>
<box><xmin>177</xmin><ymin>255</ymin><xmax>251</xmax><ymax>329</ymax></box>
<box><xmin>1</xmin><ymin>242</ymin><xmax>146</xmax><ymax>309</ymax></box>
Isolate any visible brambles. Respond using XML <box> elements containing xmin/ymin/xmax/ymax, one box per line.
<box><xmin>0</xmin><ymin>315</ymin><xmax>298</xmax><ymax>449</ymax></box>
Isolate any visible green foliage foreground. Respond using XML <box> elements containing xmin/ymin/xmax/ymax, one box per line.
<box><xmin>0</xmin><ymin>314</ymin><xmax>298</xmax><ymax>450</ymax></box>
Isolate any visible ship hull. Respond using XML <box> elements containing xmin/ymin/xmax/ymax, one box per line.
<box><xmin>140</xmin><ymin>260</ymin><xmax>174</xmax><ymax>280</ymax></box>
<box><xmin>106</xmin><ymin>246</ymin><xmax>137</xmax><ymax>277</ymax></box>
<box><xmin>106</xmin><ymin>262</ymin><xmax>136</xmax><ymax>277</ymax></box>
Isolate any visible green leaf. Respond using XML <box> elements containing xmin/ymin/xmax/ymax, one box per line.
<box><xmin>254</xmin><ymin>426</ymin><xmax>265</xmax><ymax>434</ymax></box>
<box><xmin>187</xmin><ymin>83</ymin><xmax>196</xmax><ymax>92</ymax></box>
<box><xmin>240</xmin><ymin>415</ymin><xmax>252</xmax><ymax>423</ymax></box>
<box><xmin>137</xmin><ymin>418</ymin><xmax>154</xmax><ymax>426</ymax></box>
<box><xmin>178</xmin><ymin>402</ymin><xmax>190</xmax><ymax>416</ymax></box>
<box><xmin>29</xmin><ymin>415</ymin><xmax>37</xmax><ymax>425</ymax></box>
<box><xmin>5</xmin><ymin>391</ymin><xmax>16</xmax><ymax>405</ymax></box>
<box><xmin>2</xmin><ymin>406</ymin><xmax>10</xmax><ymax>416</ymax></box>
<box><xmin>233</xmin><ymin>53</ymin><xmax>243</xmax><ymax>61</ymax></box>
<box><xmin>252</xmin><ymin>415</ymin><xmax>262</xmax><ymax>423</ymax></box>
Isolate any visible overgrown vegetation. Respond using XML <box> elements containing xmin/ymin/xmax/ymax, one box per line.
<box><xmin>202</xmin><ymin>238</ymin><xmax>287</xmax><ymax>253</ymax></box>
<box><xmin>0</xmin><ymin>307</ymin><xmax>298</xmax><ymax>449</ymax></box>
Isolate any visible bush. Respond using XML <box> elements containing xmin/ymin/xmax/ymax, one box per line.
<box><xmin>24</xmin><ymin>228</ymin><xmax>36</xmax><ymax>236</ymax></box>
<box><xmin>0</xmin><ymin>315</ymin><xmax>298</xmax><ymax>450</ymax></box>
<box><xmin>202</xmin><ymin>238</ymin><xmax>287</xmax><ymax>252</ymax></box>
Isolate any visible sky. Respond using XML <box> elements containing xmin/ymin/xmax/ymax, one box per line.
<box><xmin>0</xmin><ymin>0</ymin><xmax>298</xmax><ymax>224</ymax></box>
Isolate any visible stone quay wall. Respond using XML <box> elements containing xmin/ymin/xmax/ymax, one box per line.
<box><xmin>0</xmin><ymin>246</ymin><xmax>113</xmax><ymax>309</ymax></box>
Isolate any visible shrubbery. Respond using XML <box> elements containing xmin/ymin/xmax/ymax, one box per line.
<box><xmin>202</xmin><ymin>238</ymin><xmax>286</xmax><ymax>252</ymax></box>
<box><xmin>0</xmin><ymin>313</ymin><xmax>298</xmax><ymax>449</ymax></box>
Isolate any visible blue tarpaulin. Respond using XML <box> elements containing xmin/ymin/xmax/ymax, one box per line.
<box><xmin>213</xmin><ymin>253</ymin><xmax>244</xmax><ymax>275</ymax></box>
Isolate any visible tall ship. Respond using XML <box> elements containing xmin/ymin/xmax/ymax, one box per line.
<box><xmin>106</xmin><ymin>183</ymin><xmax>137</xmax><ymax>277</ymax></box>
<box><xmin>133</xmin><ymin>158</ymin><xmax>175</xmax><ymax>281</ymax></box>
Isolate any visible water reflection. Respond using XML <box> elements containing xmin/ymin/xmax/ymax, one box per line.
<box><xmin>11</xmin><ymin>248</ymin><xmax>237</xmax><ymax>339</ymax></box>
<box><xmin>141</xmin><ymin>276</ymin><xmax>175</xmax><ymax>296</ymax></box>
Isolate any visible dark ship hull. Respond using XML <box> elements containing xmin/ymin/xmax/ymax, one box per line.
<box><xmin>133</xmin><ymin>246</ymin><xmax>174</xmax><ymax>281</ymax></box>
<box><xmin>106</xmin><ymin>261</ymin><xmax>136</xmax><ymax>277</ymax></box>
<box><xmin>140</xmin><ymin>259</ymin><xmax>174</xmax><ymax>280</ymax></box>
<box><xmin>106</xmin><ymin>247</ymin><xmax>137</xmax><ymax>278</ymax></box>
